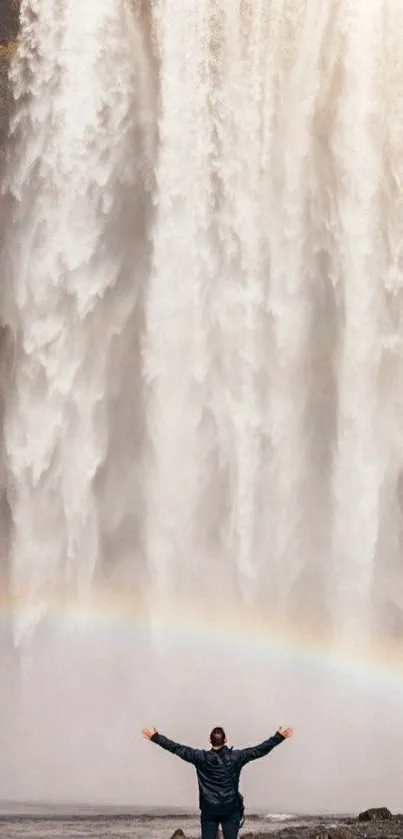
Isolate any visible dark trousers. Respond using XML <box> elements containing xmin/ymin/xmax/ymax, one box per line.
<box><xmin>200</xmin><ymin>811</ymin><xmax>241</xmax><ymax>839</ymax></box>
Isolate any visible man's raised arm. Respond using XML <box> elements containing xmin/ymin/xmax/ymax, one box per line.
<box><xmin>142</xmin><ymin>728</ymin><xmax>204</xmax><ymax>766</ymax></box>
<box><xmin>235</xmin><ymin>726</ymin><xmax>294</xmax><ymax>767</ymax></box>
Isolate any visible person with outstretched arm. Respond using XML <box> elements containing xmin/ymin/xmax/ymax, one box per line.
<box><xmin>142</xmin><ymin>724</ymin><xmax>294</xmax><ymax>839</ymax></box>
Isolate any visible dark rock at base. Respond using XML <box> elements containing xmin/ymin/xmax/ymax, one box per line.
<box><xmin>315</xmin><ymin>829</ymin><xmax>351</xmax><ymax>839</ymax></box>
<box><xmin>358</xmin><ymin>809</ymin><xmax>393</xmax><ymax>822</ymax></box>
<box><xmin>170</xmin><ymin>831</ymin><xmax>187</xmax><ymax>839</ymax></box>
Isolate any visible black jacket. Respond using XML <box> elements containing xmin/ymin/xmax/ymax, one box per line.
<box><xmin>151</xmin><ymin>731</ymin><xmax>285</xmax><ymax>815</ymax></box>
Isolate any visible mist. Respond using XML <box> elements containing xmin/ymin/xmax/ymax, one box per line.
<box><xmin>1</xmin><ymin>0</ymin><xmax>403</xmax><ymax>815</ymax></box>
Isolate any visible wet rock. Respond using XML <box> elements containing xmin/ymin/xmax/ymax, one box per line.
<box><xmin>315</xmin><ymin>829</ymin><xmax>351</xmax><ymax>839</ymax></box>
<box><xmin>169</xmin><ymin>830</ymin><xmax>186</xmax><ymax>839</ymax></box>
<box><xmin>358</xmin><ymin>808</ymin><xmax>393</xmax><ymax>822</ymax></box>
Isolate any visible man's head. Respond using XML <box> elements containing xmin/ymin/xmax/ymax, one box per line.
<box><xmin>209</xmin><ymin>726</ymin><xmax>226</xmax><ymax>749</ymax></box>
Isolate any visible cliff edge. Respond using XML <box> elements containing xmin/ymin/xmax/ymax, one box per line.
<box><xmin>0</xmin><ymin>0</ymin><xmax>19</xmax><ymax>163</ymax></box>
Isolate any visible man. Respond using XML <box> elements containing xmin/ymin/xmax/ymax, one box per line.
<box><xmin>142</xmin><ymin>724</ymin><xmax>294</xmax><ymax>839</ymax></box>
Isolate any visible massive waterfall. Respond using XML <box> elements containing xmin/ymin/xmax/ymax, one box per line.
<box><xmin>1</xmin><ymin>0</ymin><xmax>403</xmax><ymax>814</ymax></box>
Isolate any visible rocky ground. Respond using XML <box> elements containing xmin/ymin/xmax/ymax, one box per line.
<box><xmin>243</xmin><ymin>820</ymin><xmax>403</xmax><ymax>839</ymax></box>
<box><xmin>170</xmin><ymin>812</ymin><xmax>403</xmax><ymax>839</ymax></box>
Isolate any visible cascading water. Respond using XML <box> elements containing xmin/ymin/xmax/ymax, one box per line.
<box><xmin>1</xmin><ymin>0</ymin><xmax>403</xmax><ymax>814</ymax></box>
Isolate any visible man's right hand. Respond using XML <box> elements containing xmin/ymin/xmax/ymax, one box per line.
<box><xmin>279</xmin><ymin>727</ymin><xmax>294</xmax><ymax>738</ymax></box>
<box><xmin>142</xmin><ymin>727</ymin><xmax>158</xmax><ymax>740</ymax></box>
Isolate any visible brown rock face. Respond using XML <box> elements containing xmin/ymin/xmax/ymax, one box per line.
<box><xmin>0</xmin><ymin>43</ymin><xmax>14</xmax><ymax>156</ymax></box>
<box><xmin>0</xmin><ymin>0</ymin><xmax>19</xmax><ymax>161</ymax></box>
<box><xmin>0</xmin><ymin>0</ymin><xmax>19</xmax><ymax>45</ymax></box>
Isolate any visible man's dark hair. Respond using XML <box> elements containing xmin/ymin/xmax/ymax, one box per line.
<box><xmin>210</xmin><ymin>726</ymin><xmax>226</xmax><ymax>748</ymax></box>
